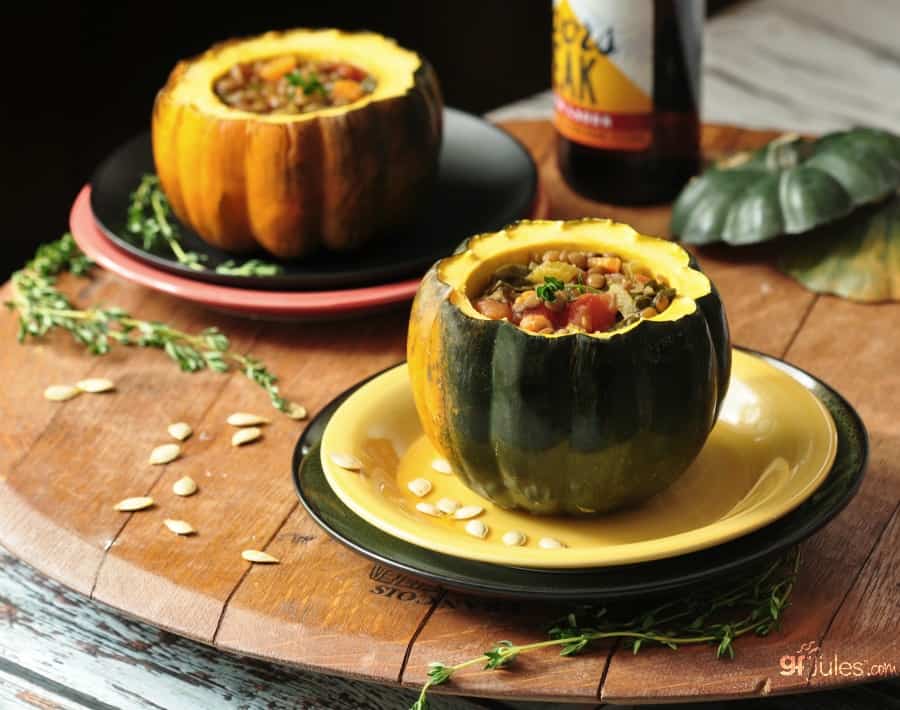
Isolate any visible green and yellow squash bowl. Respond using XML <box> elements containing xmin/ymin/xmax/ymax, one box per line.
<box><xmin>407</xmin><ymin>219</ymin><xmax>731</xmax><ymax>515</ymax></box>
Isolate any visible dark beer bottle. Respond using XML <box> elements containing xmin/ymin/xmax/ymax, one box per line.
<box><xmin>553</xmin><ymin>0</ymin><xmax>703</xmax><ymax>204</ymax></box>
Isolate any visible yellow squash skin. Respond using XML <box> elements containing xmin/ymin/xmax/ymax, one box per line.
<box><xmin>152</xmin><ymin>29</ymin><xmax>443</xmax><ymax>259</ymax></box>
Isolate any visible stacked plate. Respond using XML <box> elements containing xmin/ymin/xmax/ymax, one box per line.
<box><xmin>69</xmin><ymin>109</ymin><xmax>542</xmax><ymax>320</ymax></box>
<box><xmin>294</xmin><ymin>349</ymin><xmax>867</xmax><ymax>599</ymax></box>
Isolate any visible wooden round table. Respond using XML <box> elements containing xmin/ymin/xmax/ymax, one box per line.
<box><xmin>0</xmin><ymin>122</ymin><xmax>896</xmax><ymax>704</ymax></box>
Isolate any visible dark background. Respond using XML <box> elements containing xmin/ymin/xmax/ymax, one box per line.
<box><xmin>0</xmin><ymin>1</ymin><xmax>733</xmax><ymax>279</ymax></box>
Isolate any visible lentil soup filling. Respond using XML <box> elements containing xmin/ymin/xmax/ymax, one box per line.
<box><xmin>471</xmin><ymin>249</ymin><xmax>677</xmax><ymax>334</ymax></box>
<box><xmin>214</xmin><ymin>55</ymin><xmax>377</xmax><ymax>114</ymax></box>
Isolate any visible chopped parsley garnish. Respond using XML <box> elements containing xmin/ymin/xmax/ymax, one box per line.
<box><xmin>535</xmin><ymin>276</ymin><xmax>565</xmax><ymax>302</ymax></box>
<box><xmin>286</xmin><ymin>71</ymin><xmax>326</xmax><ymax>95</ymax></box>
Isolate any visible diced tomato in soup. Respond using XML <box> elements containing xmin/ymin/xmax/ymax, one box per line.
<box><xmin>566</xmin><ymin>294</ymin><xmax>618</xmax><ymax>332</ymax></box>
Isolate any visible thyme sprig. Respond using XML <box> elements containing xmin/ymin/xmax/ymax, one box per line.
<box><xmin>127</xmin><ymin>175</ymin><xmax>206</xmax><ymax>270</ymax></box>
<box><xmin>216</xmin><ymin>259</ymin><xmax>284</xmax><ymax>277</ymax></box>
<box><xmin>126</xmin><ymin>174</ymin><xmax>283</xmax><ymax>277</ymax></box>
<box><xmin>411</xmin><ymin>547</ymin><xmax>801</xmax><ymax>709</ymax></box>
<box><xmin>7</xmin><ymin>234</ymin><xmax>300</xmax><ymax>414</ymax></box>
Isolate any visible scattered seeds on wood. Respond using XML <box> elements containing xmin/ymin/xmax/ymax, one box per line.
<box><xmin>44</xmin><ymin>384</ymin><xmax>80</xmax><ymax>402</ymax></box>
<box><xmin>164</xmin><ymin>519</ymin><xmax>196</xmax><ymax>536</ymax></box>
<box><xmin>431</xmin><ymin>458</ymin><xmax>453</xmax><ymax>475</ymax></box>
<box><xmin>231</xmin><ymin>426</ymin><xmax>262</xmax><ymax>447</ymax></box>
<box><xmin>502</xmin><ymin>530</ymin><xmax>527</xmax><ymax>547</ymax></box>
<box><xmin>172</xmin><ymin>475</ymin><xmax>198</xmax><ymax>497</ymax></box>
<box><xmin>436</xmin><ymin>497</ymin><xmax>461</xmax><ymax>515</ymax></box>
<box><xmin>227</xmin><ymin>412</ymin><xmax>271</xmax><ymax>427</ymax></box>
<box><xmin>453</xmin><ymin>505</ymin><xmax>484</xmax><ymax>520</ymax></box>
<box><xmin>415</xmin><ymin>502</ymin><xmax>441</xmax><ymax>517</ymax></box>
<box><xmin>538</xmin><ymin>537</ymin><xmax>566</xmax><ymax>549</ymax></box>
<box><xmin>167</xmin><ymin>422</ymin><xmax>192</xmax><ymax>441</ymax></box>
<box><xmin>465</xmin><ymin>519</ymin><xmax>489</xmax><ymax>539</ymax></box>
<box><xmin>76</xmin><ymin>377</ymin><xmax>115</xmax><ymax>393</ymax></box>
<box><xmin>286</xmin><ymin>402</ymin><xmax>308</xmax><ymax>420</ymax></box>
<box><xmin>329</xmin><ymin>452</ymin><xmax>363</xmax><ymax>471</ymax></box>
<box><xmin>114</xmin><ymin>496</ymin><xmax>154</xmax><ymax>512</ymax></box>
<box><xmin>149</xmin><ymin>443</ymin><xmax>181</xmax><ymax>465</ymax></box>
<box><xmin>407</xmin><ymin>478</ymin><xmax>433</xmax><ymax>497</ymax></box>
<box><xmin>242</xmin><ymin>549</ymin><xmax>280</xmax><ymax>564</ymax></box>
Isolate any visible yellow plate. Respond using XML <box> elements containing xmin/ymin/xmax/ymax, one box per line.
<box><xmin>320</xmin><ymin>350</ymin><xmax>837</xmax><ymax>568</ymax></box>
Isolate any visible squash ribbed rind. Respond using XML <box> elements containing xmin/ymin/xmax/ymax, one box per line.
<box><xmin>152</xmin><ymin>29</ymin><xmax>443</xmax><ymax>258</ymax></box>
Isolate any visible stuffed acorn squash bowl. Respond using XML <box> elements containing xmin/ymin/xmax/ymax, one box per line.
<box><xmin>152</xmin><ymin>29</ymin><xmax>443</xmax><ymax>259</ymax></box>
<box><xmin>408</xmin><ymin>219</ymin><xmax>731</xmax><ymax>515</ymax></box>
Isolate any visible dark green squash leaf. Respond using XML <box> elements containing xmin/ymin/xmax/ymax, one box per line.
<box><xmin>673</xmin><ymin>128</ymin><xmax>900</xmax><ymax>246</ymax></box>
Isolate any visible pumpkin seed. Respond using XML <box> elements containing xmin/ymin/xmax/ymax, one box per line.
<box><xmin>329</xmin><ymin>452</ymin><xmax>363</xmax><ymax>471</ymax></box>
<box><xmin>163</xmin><ymin>519</ymin><xmax>196</xmax><ymax>536</ymax></box>
<box><xmin>431</xmin><ymin>458</ymin><xmax>453</xmax><ymax>475</ymax></box>
<box><xmin>502</xmin><ymin>530</ymin><xmax>527</xmax><ymax>547</ymax></box>
<box><xmin>231</xmin><ymin>427</ymin><xmax>262</xmax><ymax>447</ymax></box>
<box><xmin>149</xmin><ymin>443</ymin><xmax>181</xmax><ymax>465</ymax></box>
<box><xmin>286</xmin><ymin>402</ymin><xmax>308</xmax><ymax>420</ymax></box>
<box><xmin>172</xmin><ymin>475</ymin><xmax>198</xmax><ymax>497</ymax></box>
<box><xmin>44</xmin><ymin>384</ymin><xmax>80</xmax><ymax>402</ymax></box>
<box><xmin>464</xmin><ymin>519</ymin><xmax>489</xmax><ymax>539</ymax></box>
<box><xmin>167</xmin><ymin>422</ymin><xmax>193</xmax><ymax>441</ymax></box>
<box><xmin>114</xmin><ymin>496</ymin><xmax>154</xmax><ymax>512</ymax></box>
<box><xmin>453</xmin><ymin>505</ymin><xmax>484</xmax><ymax>520</ymax></box>
<box><xmin>415</xmin><ymin>502</ymin><xmax>441</xmax><ymax>517</ymax></box>
<box><xmin>538</xmin><ymin>537</ymin><xmax>566</xmax><ymax>550</ymax></box>
<box><xmin>227</xmin><ymin>412</ymin><xmax>271</xmax><ymax>427</ymax></box>
<box><xmin>436</xmin><ymin>497</ymin><xmax>461</xmax><ymax>515</ymax></box>
<box><xmin>76</xmin><ymin>377</ymin><xmax>115</xmax><ymax>393</ymax></box>
<box><xmin>242</xmin><ymin>549</ymin><xmax>280</xmax><ymax>564</ymax></box>
<box><xmin>407</xmin><ymin>478</ymin><xmax>433</xmax><ymax>497</ymax></box>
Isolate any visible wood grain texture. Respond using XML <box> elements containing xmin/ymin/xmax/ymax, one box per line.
<box><xmin>214</xmin><ymin>469</ymin><xmax>437</xmax><ymax>681</ymax></box>
<box><xmin>0</xmin><ymin>121</ymin><xmax>896</xmax><ymax>705</ymax></box>
<box><xmin>0</xmin><ymin>550</ymin><xmax>486</xmax><ymax>710</ymax></box>
<box><xmin>0</xmin><ymin>276</ymin><xmax>156</xmax><ymax>595</ymax></box>
<box><xmin>809</xmin><ymin>502</ymin><xmax>900</xmax><ymax>690</ymax></box>
<box><xmin>403</xmin><ymin>596</ymin><xmax>611</xmax><ymax>701</ymax></box>
<box><xmin>94</xmin><ymin>308</ymin><xmax>410</xmax><ymax>654</ymax></box>
<box><xmin>784</xmin><ymin>295</ymin><xmax>900</xmax><ymax>690</ymax></box>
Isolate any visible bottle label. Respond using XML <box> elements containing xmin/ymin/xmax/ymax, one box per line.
<box><xmin>553</xmin><ymin>0</ymin><xmax>653</xmax><ymax>151</ymax></box>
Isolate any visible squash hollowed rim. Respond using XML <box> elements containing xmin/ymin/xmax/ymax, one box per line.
<box><xmin>165</xmin><ymin>29</ymin><xmax>423</xmax><ymax>124</ymax></box>
<box><xmin>440</xmin><ymin>219</ymin><xmax>712</xmax><ymax>339</ymax></box>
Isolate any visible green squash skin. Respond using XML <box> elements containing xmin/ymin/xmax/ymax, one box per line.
<box><xmin>691</xmin><ymin>257</ymin><xmax>732</xmax><ymax>412</ymax></box>
<box><xmin>433</xmin><ymin>291</ymin><xmax>727</xmax><ymax>515</ymax></box>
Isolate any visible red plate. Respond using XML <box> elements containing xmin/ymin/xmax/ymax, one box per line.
<box><xmin>70</xmin><ymin>186</ymin><xmax>421</xmax><ymax>319</ymax></box>
<box><xmin>70</xmin><ymin>185</ymin><xmax>548</xmax><ymax>320</ymax></box>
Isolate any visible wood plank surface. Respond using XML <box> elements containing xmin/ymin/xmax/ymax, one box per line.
<box><xmin>215</xmin><ymin>450</ymin><xmax>441</xmax><ymax>682</ymax></box>
<box><xmin>0</xmin><ymin>550</ymin><xmax>487</xmax><ymax>710</ymax></box>
<box><xmin>0</xmin><ymin>121</ymin><xmax>896</xmax><ymax>705</ymax></box>
<box><xmin>93</xmin><ymin>310</ymin><xmax>406</xmax><ymax>644</ymax></box>
<box><xmin>0</xmin><ymin>276</ymin><xmax>157</xmax><ymax>595</ymax></box>
<box><xmin>785</xmin><ymin>295</ymin><xmax>900</xmax><ymax>691</ymax></box>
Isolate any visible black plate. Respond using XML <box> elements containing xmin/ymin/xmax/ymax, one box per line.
<box><xmin>292</xmin><ymin>350</ymin><xmax>868</xmax><ymax>600</ymax></box>
<box><xmin>90</xmin><ymin>108</ymin><xmax>537</xmax><ymax>291</ymax></box>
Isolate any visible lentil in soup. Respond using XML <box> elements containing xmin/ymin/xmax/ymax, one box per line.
<box><xmin>473</xmin><ymin>249</ymin><xmax>677</xmax><ymax>334</ymax></box>
<box><xmin>214</xmin><ymin>56</ymin><xmax>376</xmax><ymax>114</ymax></box>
